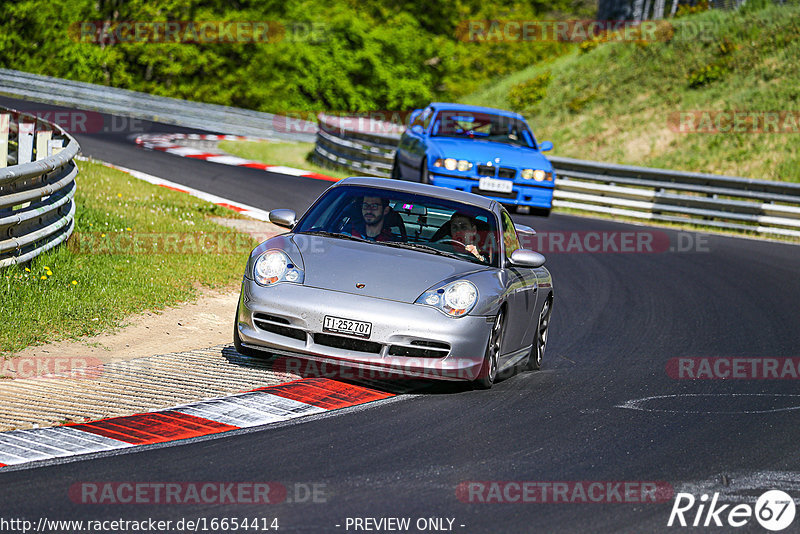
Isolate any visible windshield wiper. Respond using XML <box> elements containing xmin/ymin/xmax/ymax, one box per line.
<box><xmin>380</xmin><ymin>241</ymin><xmax>466</xmax><ymax>261</ymax></box>
<box><xmin>299</xmin><ymin>230</ymin><xmax>367</xmax><ymax>242</ymax></box>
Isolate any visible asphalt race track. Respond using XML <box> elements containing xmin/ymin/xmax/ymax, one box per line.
<box><xmin>2</xmin><ymin>95</ymin><xmax>800</xmax><ymax>533</ymax></box>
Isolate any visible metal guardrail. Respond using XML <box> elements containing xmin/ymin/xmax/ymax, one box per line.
<box><xmin>0</xmin><ymin>69</ymin><xmax>316</xmax><ymax>143</ymax></box>
<box><xmin>314</xmin><ymin>114</ymin><xmax>800</xmax><ymax>238</ymax></box>
<box><xmin>0</xmin><ymin>107</ymin><xmax>79</xmax><ymax>267</ymax></box>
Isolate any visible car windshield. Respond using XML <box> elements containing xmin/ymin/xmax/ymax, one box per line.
<box><xmin>293</xmin><ymin>185</ymin><xmax>501</xmax><ymax>267</ymax></box>
<box><xmin>430</xmin><ymin>110</ymin><xmax>535</xmax><ymax>148</ymax></box>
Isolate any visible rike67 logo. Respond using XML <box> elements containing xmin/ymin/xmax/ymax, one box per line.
<box><xmin>668</xmin><ymin>490</ymin><xmax>796</xmax><ymax>531</ymax></box>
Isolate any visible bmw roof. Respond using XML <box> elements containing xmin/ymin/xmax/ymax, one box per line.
<box><xmin>427</xmin><ymin>102</ymin><xmax>526</xmax><ymax>122</ymax></box>
<box><xmin>334</xmin><ymin>176</ymin><xmax>498</xmax><ymax>211</ymax></box>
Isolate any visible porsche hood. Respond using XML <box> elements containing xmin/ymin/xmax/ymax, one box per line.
<box><xmin>291</xmin><ymin>234</ymin><xmax>485</xmax><ymax>303</ymax></box>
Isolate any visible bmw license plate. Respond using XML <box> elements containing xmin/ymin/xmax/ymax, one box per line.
<box><xmin>323</xmin><ymin>316</ymin><xmax>372</xmax><ymax>338</ymax></box>
<box><xmin>479</xmin><ymin>177</ymin><xmax>514</xmax><ymax>194</ymax></box>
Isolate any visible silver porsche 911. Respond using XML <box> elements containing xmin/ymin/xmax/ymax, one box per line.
<box><xmin>234</xmin><ymin>177</ymin><xmax>553</xmax><ymax>388</ymax></box>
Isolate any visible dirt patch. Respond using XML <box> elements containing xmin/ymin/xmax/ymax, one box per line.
<box><xmin>4</xmin><ymin>217</ymin><xmax>285</xmax><ymax>378</ymax></box>
<box><xmin>5</xmin><ymin>289</ymin><xmax>240</xmax><ymax>373</ymax></box>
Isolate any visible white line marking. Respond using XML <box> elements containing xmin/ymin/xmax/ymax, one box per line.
<box><xmin>263</xmin><ymin>165</ymin><xmax>311</xmax><ymax>176</ymax></box>
<box><xmin>204</xmin><ymin>155</ymin><xmax>256</xmax><ymax>166</ymax></box>
<box><xmin>617</xmin><ymin>393</ymin><xmax>800</xmax><ymax>414</ymax></box>
<box><xmin>77</xmin><ymin>156</ymin><xmax>271</xmax><ymax>222</ymax></box>
<box><xmin>163</xmin><ymin>146</ymin><xmax>207</xmax><ymax>156</ymax></box>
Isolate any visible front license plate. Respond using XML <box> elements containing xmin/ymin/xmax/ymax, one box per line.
<box><xmin>323</xmin><ymin>316</ymin><xmax>372</xmax><ymax>338</ymax></box>
<box><xmin>479</xmin><ymin>177</ymin><xmax>514</xmax><ymax>193</ymax></box>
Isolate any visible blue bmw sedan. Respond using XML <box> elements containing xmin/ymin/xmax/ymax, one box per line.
<box><xmin>392</xmin><ymin>103</ymin><xmax>555</xmax><ymax>216</ymax></box>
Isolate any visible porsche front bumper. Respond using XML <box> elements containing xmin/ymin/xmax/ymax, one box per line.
<box><xmin>236</xmin><ymin>278</ymin><xmax>493</xmax><ymax>381</ymax></box>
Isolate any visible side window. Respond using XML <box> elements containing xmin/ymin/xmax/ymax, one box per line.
<box><xmin>501</xmin><ymin>210</ymin><xmax>520</xmax><ymax>259</ymax></box>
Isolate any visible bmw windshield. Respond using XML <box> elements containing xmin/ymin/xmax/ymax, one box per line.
<box><xmin>431</xmin><ymin>110</ymin><xmax>535</xmax><ymax>148</ymax></box>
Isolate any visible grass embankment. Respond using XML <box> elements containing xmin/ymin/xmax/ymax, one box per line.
<box><xmin>0</xmin><ymin>160</ymin><xmax>256</xmax><ymax>355</ymax></box>
<box><xmin>218</xmin><ymin>140</ymin><xmax>350</xmax><ymax>180</ymax></box>
<box><xmin>464</xmin><ymin>2</ymin><xmax>800</xmax><ymax>181</ymax></box>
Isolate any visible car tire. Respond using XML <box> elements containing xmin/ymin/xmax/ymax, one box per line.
<box><xmin>526</xmin><ymin>296</ymin><xmax>552</xmax><ymax>371</ymax></box>
<box><xmin>420</xmin><ymin>161</ymin><xmax>430</xmax><ymax>184</ymax></box>
<box><xmin>233</xmin><ymin>304</ymin><xmax>266</xmax><ymax>358</ymax></box>
<box><xmin>391</xmin><ymin>155</ymin><xmax>402</xmax><ymax>180</ymax></box>
<box><xmin>530</xmin><ymin>207</ymin><xmax>551</xmax><ymax>217</ymax></box>
<box><xmin>473</xmin><ymin>309</ymin><xmax>505</xmax><ymax>389</ymax></box>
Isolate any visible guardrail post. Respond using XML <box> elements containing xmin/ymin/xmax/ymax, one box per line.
<box><xmin>18</xmin><ymin>121</ymin><xmax>35</xmax><ymax>164</ymax></box>
<box><xmin>48</xmin><ymin>137</ymin><xmax>65</xmax><ymax>156</ymax></box>
<box><xmin>0</xmin><ymin>114</ymin><xmax>8</xmax><ymax>168</ymax></box>
<box><xmin>35</xmin><ymin>130</ymin><xmax>52</xmax><ymax>160</ymax></box>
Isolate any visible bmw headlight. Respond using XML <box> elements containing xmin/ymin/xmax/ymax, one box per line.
<box><xmin>522</xmin><ymin>169</ymin><xmax>553</xmax><ymax>182</ymax></box>
<box><xmin>416</xmin><ymin>280</ymin><xmax>478</xmax><ymax>317</ymax></box>
<box><xmin>253</xmin><ymin>250</ymin><xmax>304</xmax><ymax>286</ymax></box>
<box><xmin>433</xmin><ymin>158</ymin><xmax>473</xmax><ymax>172</ymax></box>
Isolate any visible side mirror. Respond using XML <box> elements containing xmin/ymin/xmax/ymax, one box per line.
<box><xmin>539</xmin><ymin>140</ymin><xmax>553</xmax><ymax>152</ymax></box>
<box><xmin>510</xmin><ymin>249</ymin><xmax>546</xmax><ymax>268</ymax></box>
<box><xmin>407</xmin><ymin>109</ymin><xmax>422</xmax><ymax>127</ymax></box>
<box><xmin>410</xmin><ymin>124</ymin><xmax>424</xmax><ymax>135</ymax></box>
<box><xmin>269</xmin><ymin>209</ymin><xmax>297</xmax><ymax>229</ymax></box>
<box><xmin>514</xmin><ymin>223</ymin><xmax>535</xmax><ymax>235</ymax></box>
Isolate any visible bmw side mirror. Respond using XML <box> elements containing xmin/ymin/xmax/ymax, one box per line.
<box><xmin>539</xmin><ymin>140</ymin><xmax>553</xmax><ymax>152</ymax></box>
<box><xmin>269</xmin><ymin>209</ymin><xmax>297</xmax><ymax>229</ymax></box>
<box><xmin>410</xmin><ymin>124</ymin><xmax>424</xmax><ymax>135</ymax></box>
<box><xmin>510</xmin><ymin>249</ymin><xmax>546</xmax><ymax>268</ymax></box>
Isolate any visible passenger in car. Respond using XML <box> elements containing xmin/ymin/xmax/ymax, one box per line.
<box><xmin>449</xmin><ymin>212</ymin><xmax>491</xmax><ymax>262</ymax></box>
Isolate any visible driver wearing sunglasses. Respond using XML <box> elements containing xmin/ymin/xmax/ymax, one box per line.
<box><xmin>344</xmin><ymin>196</ymin><xmax>397</xmax><ymax>242</ymax></box>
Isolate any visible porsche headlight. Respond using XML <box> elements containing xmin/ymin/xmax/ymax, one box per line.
<box><xmin>416</xmin><ymin>280</ymin><xmax>478</xmax><ymax>317</ymax></box>
<box><xmin>253</xmin><ymin>250</ymin><xmax>304</xmax><ymax>286</ymax></box>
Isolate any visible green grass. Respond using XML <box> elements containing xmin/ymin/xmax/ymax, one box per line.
<box><xmin>463</xmin><ymin>2</ymin><xmax>800</xmax><ymax>181</ymax></box>
<box><xmin>0</xmin><ymin>160</ymin><xmax>257</xmax><ymax>356</ymax></box>
<box><xmin>218</xmin><ymin>140</ymin><xmax>351</xmax><ymax>180</ymax></box>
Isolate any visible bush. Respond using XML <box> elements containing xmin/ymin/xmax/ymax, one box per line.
<box><xmin>687</xmin><ymin>61</ymin><xmax>728</xmax><ymax>88</ymax></box>
<box><xmin>676</xmin><ymin>0</ymin><xmax>710</xmax><ymax>18</ymax></box>
<box><xmin>579</xmin><ymin>39</ymin><xmax>600</xmax><ymax>54</ymax></box>
<box><xmin>566</xmin><ymin>90</ymin><xmax>597</xmax><ymax>113</ymax></box>
<box><xmin>507</xmin><ymin>72</ymin><xmax>552</xmax><ymax>111</ymax></box>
